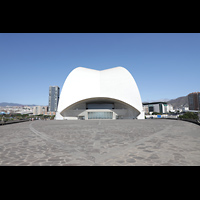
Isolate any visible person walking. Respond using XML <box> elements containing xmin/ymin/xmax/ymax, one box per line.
<box><xmin>1</xmin><ymin>116</ymin><xmax>4</xmax><ymax>125</ymax></box>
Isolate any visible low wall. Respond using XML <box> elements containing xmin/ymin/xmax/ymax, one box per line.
<box><xmin>153</xmin><ymin>117</ymin><xmax>200</xmax><ymax>126</ymax></box>
<box><xmin>178</xmin><ymin>118</ymin><xmax>200</xmax><ymax>126</ymax></box>
<box><xmin>0</xmin><ymin>119</ymin><xmax>29</xmax><ymax>126</ymax></box>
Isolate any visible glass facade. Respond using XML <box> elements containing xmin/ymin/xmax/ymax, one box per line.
<box><xmin>188</xmin><ymin>94</ymin><xmax>194</xmax><ymax>110</ymax></box>
<box><xmin>87</xmin><ymin>103</ymin><xmax>114</xmax><ymax>109</ymax></box>
<box><xmin>148</xmin><ymin>106</ymin><xmax>154</xmax><ymax>112</ymax></box>
<box><xmin>49</xmin><ymin>86</ymin><xmax>60</xmax><ymax>112</ymax></box>
<box><xmin>88</xmin><ymin>112</ymin><xmax>113</xmax><ymax>119</ymax></box>
<box><xmin>188</xmin><ymin>93</ymin><xmax>200</xmax><ymax>110</ymax></box>
<box><xmin>159</xmin><ymin>104</ymin><xmax>163</xmax><ymax>113</ymax></box>
<box><xmin>198</xmin><ymin>93</ymin><xmax>200</xmax><ymax>110</ymax></box>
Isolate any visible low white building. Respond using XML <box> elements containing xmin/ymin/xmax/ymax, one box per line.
<box><xmin>143</xmin><ymin>102</ymin><xmax>173</xmax><ymax>114</ymax></box>
<box><xmin>33</xmin><ymin>106</ymin><xmax>48</xmax><ymax>115</ymax></box>
<box><xmin>182</xmin><ymin>107</ymin><xmax>189</xmax><ymax>112</ymax></box>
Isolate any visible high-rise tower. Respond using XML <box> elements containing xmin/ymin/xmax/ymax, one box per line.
<box><xmin>48</xmin><ymin>86</ymin><xmax>60</xmax><ymax>112</ymax></box>
<box><xmin>188</xmin><ymin>92</ymin><xmax>200</xmax><ymax>110</ymax></box>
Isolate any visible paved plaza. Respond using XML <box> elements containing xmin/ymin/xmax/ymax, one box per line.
<box><xmin>0</xmin><ymin>119</ymin><xmax>200</xmax><ymax>166</ymax></box>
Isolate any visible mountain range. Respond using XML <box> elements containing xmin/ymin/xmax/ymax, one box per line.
<box><xmin>0</xmin><ymin>96</ymin><xmax>189</xmax><ymax>109</ymax></box>
<box><xmin>167</xmin><ymin>96</ymin><xmax>188</xmax><ymax>109</ymax></box>
<box><xmin>0</xmin><ymin>102</ymin><xmax>37</xmax><ymax>107</ymax></box>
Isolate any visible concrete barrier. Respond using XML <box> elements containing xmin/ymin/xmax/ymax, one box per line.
<box><xmin>154</xmin><ymin>117</ymin><xmax>200</xmax><ymax>126</ymax></box>
<box><xmin>0</xmin><ymin>119</ymin><xmax>29</xmax><ymax>126</ymax></box>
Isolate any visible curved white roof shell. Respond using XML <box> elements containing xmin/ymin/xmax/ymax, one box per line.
<box><xmin>57</xmin><ymin>66</ymin><xmax>144</xmax><ymax>119</ymax></box>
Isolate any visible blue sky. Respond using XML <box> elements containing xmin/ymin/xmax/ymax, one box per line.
<box><xmin>0</xmin><ymin>33</ymin><xmax>200</xmax><ymax>105</ymax></box>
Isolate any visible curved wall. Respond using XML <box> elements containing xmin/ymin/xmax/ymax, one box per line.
<box><xmin>56</xmin><ymin>66</ymin><xmax>144</xmax><ymax>120</ymax></box>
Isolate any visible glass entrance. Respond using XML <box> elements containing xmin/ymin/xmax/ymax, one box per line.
<box><xmin>88</xmin><ymin>112</ymin><xmax>113</xmax><ymax>119</ymax></box>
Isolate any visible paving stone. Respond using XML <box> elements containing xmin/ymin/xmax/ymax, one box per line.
<box><xmin>148</xmin><ymin>154</ymin><xmax>159</xmax><ymax>159</ymax></box>
<box><xmin>116</xmin><ymin>160</ymin><xmax>125</xmax><ymax>163</ymax></box>
<box><xmin>126</xmin><ymin>158</ymin><xmax>136</xmax><ymax>163</ymax></box>
<box><xmin>0</xmin><ymin>119</ymin><xmax>200</xmax><ymax>166</ymax></box>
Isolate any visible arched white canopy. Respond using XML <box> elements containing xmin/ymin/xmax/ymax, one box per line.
<box><xmin>56</xmin><ymin>66</ymin><xmax>144</xmax><ymax>120</ymax></box>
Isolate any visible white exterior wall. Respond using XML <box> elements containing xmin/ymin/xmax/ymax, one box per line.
<box><xmin>56</xmin><ymin>66</ymin><xmax>144</xmax><ymax>120</ymax></box>
<box><xmin>33</xmin><ymin>106</ymin><xmax>42</xmax><ymax>115</ymax></box>
<box><xmin>167</xmin><ymin>104</ymin><xmax>174</xmax><ymax>112</ymax></box>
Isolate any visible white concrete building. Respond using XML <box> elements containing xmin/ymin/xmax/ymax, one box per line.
<box><xmin>55</xmin><ymin>66</ymin><xmax>144</xmax><ymax>120</ymax></box>
<box><xmin>33</xmin><ymin>106</ymin><xmax>48</xmax><ymax>115</ymax></box>
<box><xmin>143</xmin><ymin>102</ymin><xmax>174</xmax><ymax>114</ymax></box>
<box><xmin>182</xmin><ymin>107</ymin><xmax>189</xmax><ymax>112</ymax></box>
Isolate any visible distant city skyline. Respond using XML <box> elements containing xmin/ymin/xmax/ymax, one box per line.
<box><xmin>0</xmin><ymin>33</ymin><xmax>200</xmax><ymax>105</ymax></box>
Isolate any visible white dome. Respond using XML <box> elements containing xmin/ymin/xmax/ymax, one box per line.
<box><xmin>56</xmin><ymin>66</ymin><xmax>144</xmax><ymax>120</ymax></box>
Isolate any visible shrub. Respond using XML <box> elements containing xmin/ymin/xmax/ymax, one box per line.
<box><xmin>179</xmin><ymin>112</ymin><xmax>198</xmax><ymax>120</ymax></box>
<box><xmin>50</xmin><ymin>115</ymin><xmax>55</xmax><ymax>120</ymax></box>
<box><xmin>152</xmin><ymin>112</ymin><xmax>161</xmax><ymax>115</ymax></box>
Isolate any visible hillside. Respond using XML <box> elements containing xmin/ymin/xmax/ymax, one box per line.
<box><xmin>167</xmin><ymin>96</ymin><xmax>188</xmax><ymax>109</ymax></box>
<box><xmin>0</xmin><ymin>97</ymin><xmax>189</xmax><ymax>110</ymax></box>
<box><xmin>0</xmin><ymin>102</ymin><xmax>37</xmax><ymax>107</ymax></box>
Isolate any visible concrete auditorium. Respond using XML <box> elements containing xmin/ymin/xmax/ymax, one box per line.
<box><xmin>55</xmin><ymin>66</ymin><xmax>144</xmax><ymax>120</ymax></box>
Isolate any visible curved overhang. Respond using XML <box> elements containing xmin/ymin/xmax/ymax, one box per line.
<box><xmin>60</xmin><ymin>97</ymin><xmax>141</xmax><ymax>116</ymax></box>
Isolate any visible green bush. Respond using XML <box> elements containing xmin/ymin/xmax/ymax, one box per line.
<box><xmin>50</xmin><ymin>115</ymin><xmax>55</xmax><ymax>120</ymax></box>
<box><xmin>179</xmin><ymin>112</ymin><xmax>198</xmax><ymax>120</ymax></box>
<box><xmin>152</xmin><ymin>112</ymin><xmax>161</xmax><ymax>115</ymax></box>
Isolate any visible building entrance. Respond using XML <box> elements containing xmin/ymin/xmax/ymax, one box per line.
<box><xmin>88</xmin><ymin>112</ymin><xmax>113</xmax><ymax>119</ymax></box>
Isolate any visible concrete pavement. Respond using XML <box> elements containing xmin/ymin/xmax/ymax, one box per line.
<box><xmin>0</xmin><ymin>119</ymin><xmax>200</xmax><ymax>166</ymax></box>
